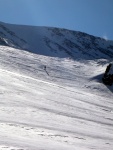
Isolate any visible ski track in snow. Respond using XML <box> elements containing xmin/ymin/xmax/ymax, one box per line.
<box><xmin>0</xmin><ymin>46</ymin><xmax>113</xmax><ymax>150</ymax></box>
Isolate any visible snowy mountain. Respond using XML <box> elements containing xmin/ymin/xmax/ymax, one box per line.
<box><xmin>0</xmin><ymin>21</ymin><xmax>113</xmax><ymax>60</ymax></box>
<box><xmin>0</xmin><ymin>22</ymin><xmax>113</xmax><ymax>150</ymax></box>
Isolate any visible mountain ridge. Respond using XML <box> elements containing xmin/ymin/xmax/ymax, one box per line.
<box><xmin>0</xmin><ymin>21</ymin><xmax>113</xmax><ymax>61</ymax></box>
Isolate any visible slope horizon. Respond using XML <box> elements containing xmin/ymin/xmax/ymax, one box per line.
<box><xmin>0</xmin><ymin>21</ymin><xmax>113</xmax><ymax>42</ymax></box>
<box><xmin>0</xmin><ymin>0</ymin><xmax>113</xmax><ymax>41</ymax></box>
<box><xmin>0</xmin><ymin>21</ymin><xmax>113</xmax><ymax>61</ymax></box>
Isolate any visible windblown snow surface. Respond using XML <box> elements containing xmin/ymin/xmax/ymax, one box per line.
<box><xmin>0</xmin><ymin>22</ymin><xmax>113</xmax><ymax>150</ymax></box>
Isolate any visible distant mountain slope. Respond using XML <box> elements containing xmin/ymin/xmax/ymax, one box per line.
<box><xmin>0</xmin><ymin>21</ymin><xmax>113</xmax><ymax>60</ymax></box>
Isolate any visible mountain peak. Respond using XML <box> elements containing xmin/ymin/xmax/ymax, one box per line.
<box><xmin>0</xmin><ymin>21</ymin><xmax>113</xmax><ymax>60</ymax></box>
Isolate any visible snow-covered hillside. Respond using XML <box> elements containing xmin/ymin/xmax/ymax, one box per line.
<box><xmin>0</xmin><ymin>22</ymin><xmax>113</xmax><ymax>150</ymax></box>
<box><xmin>0</xmin><ymin>21</ymin><xmax>113</xmax><ymax>60</ymax></box>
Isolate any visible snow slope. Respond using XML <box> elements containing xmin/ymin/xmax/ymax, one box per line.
<box><xmin>0</xmin><ymin>22</ymin><xmax>113</xmax><ymax>150</ymax></box>
<box><xmin>0</xmin><ymin>21</ymin><xmax>113</xmax><ymax>60</ymax></box>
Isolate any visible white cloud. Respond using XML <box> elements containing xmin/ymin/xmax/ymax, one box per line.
<box><xmin>103</xmin><ymin>34</ymin><xmax>108</xmax><ymax>40</ymax></box>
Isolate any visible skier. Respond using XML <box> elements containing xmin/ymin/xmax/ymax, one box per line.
<box><xmin>44</xmin><ymin>65</ymin><xmax>46</xmax><ymax>70</ymax></box>
<box><xmin>44</xmin><ymin>65</ymin><xmax>49</xmax><ymax>76</ymax></box>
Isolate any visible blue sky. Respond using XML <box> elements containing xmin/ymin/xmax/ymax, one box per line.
<box><xmin>0</xmin><ymin>0</ymin><xmax>113</xmax><ymax>40</ymax></box>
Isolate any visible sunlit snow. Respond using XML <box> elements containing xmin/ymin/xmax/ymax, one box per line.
<box><xmin>0</xmin><ymin>22</ymin><xmax>113</xmax><ymax>150</ymax></box>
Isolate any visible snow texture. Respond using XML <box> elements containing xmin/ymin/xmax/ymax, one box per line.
<box><xmin>0</xmin><ymin>22</ymin><xmax>113</xmax><ymax>150</ymax></box>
